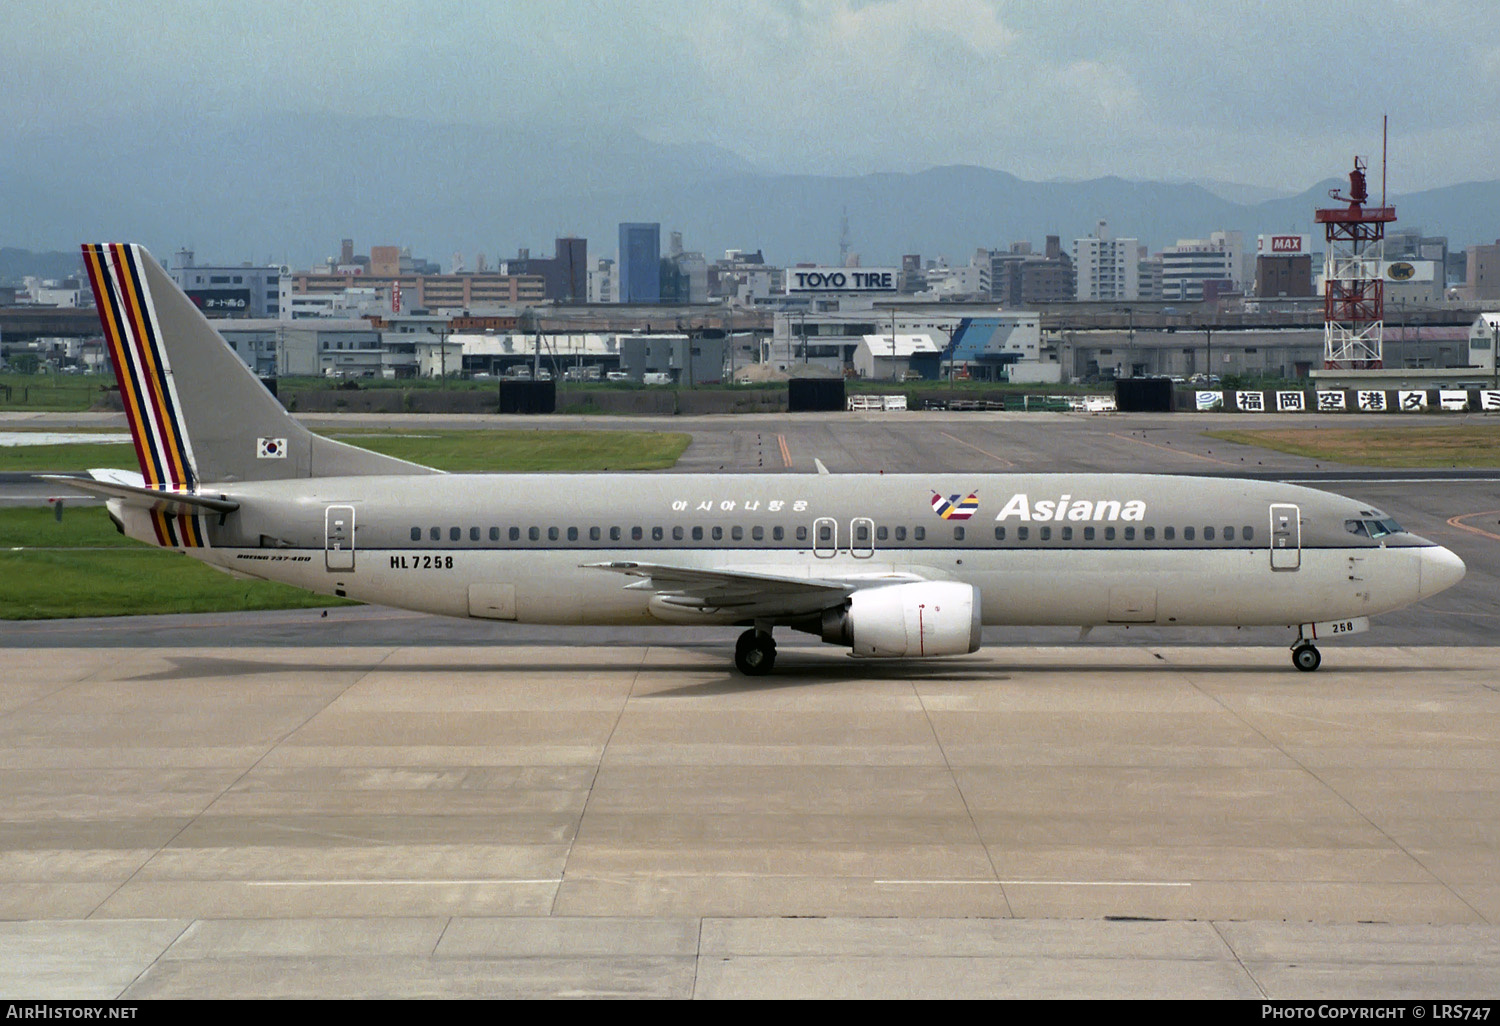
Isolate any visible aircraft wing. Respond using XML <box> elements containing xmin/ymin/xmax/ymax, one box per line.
<box><xmin>581</xmin><ymin>560</ymin><xmax>932</xmax><ymax>620</ymax></box>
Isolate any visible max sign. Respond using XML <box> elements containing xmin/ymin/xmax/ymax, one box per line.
<box><xmin>786</xmin><ymin>268</ymin><xmax>898</xmax><ymax>293</ymax></box>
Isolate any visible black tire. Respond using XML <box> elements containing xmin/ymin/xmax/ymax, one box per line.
<box><xmin>1293</xmin><ymin>645</ymin><xmax>1321</xmax><ymax>672</ymax></box>
<box><xmin>734</xmin><ymin>634</ymin><xmax>776</xmax><ymax>676</ymax></box>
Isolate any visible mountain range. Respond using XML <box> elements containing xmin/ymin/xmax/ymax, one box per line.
<box><xmin>2</xmin><ymin>112</ymin><xmax>1496</xmax><ymax>272</ymax></box>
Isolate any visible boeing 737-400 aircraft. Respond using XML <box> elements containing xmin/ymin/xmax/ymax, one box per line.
<box><xmin>55</xmin><ymin>244</ymin><xmax>1466</xmax><ymax>675</ymax></box>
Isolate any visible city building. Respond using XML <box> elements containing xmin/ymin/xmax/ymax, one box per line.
<box><xmin>1463</xmin><ymin>240</ymin><xmax>1500</xmax><ymax>301</ymax></box>
<box><xmin>1467</xmin><ymin>313</ymin><xmax>1499</xmax><ymax>375</ymax></box>
<box><xmin>853</xmin><ymin>333</ymin><xmax>941</xmax><ymax>380</ymax></box>
<box><xmin>618</xmin><ymin>334</ymin><xmax>723</xmax><ymax>384</ymax></box>
<box><xmin>215</xmin><ymin>319</ymin><xmax>383</xmax><ymax>377</ymax></box>
<box><xmin>168</xmin><ymin>250</ymin><xmax>282</xmax><ymax>318</ymax></box>
<box><xmin>588</xmin><ymin>258</ymin><xmax>616</xmax><ymax>304</ymax></box>
<box><xmin>1254</xmin><ymin>234</ymin><xmax>1314</xmax><ymax>298</ymax></box>
<box><xmin>1161</xmin><ymin>230</ymin><xmax>1247</xmax><ymax>303</ymax></box>
<box><xmin>1137</xmin><ymin>254</ymin><xmax>1163</xmax><ymax>301</ymax></box>
<box><xmin>1072</xmin><ymin>221</ymin><xmax>1140</xmax><ymax>302</ymax></box>
<box><xmin>990</xmin><ymin>237</ymin><xmax>1074</xmax><ymax>306</ymax></box>
<box><xmin>618</xmin><ymin>222</ymin><xmax>661</xmax><ymax>303</ymax></box>
<box><xmin>499</xmin><ymin>237</ymin><xmax>588</xmax><ymax>302</ymax></box>
<box><xmin>943</xmin><ymin>314</ymin><xmax>1051</xmax><ymax>382</ymax></box>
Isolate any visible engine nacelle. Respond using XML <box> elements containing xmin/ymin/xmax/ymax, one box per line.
<box><xmin>821</xmin><ymin>582</ymin><xmax>982</xmax><ymax>658</ymax></box>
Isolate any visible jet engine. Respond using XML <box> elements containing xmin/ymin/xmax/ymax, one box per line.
<box><xmin>819</xmin><ymin>582</ymin><xmax>982</xmax><ymax>657</ymax></box>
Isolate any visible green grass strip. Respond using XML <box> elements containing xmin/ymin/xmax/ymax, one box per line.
<box><xmin>1205</xmin><ymin>426</ymin><xmax>1500</xmax><ymax>468</ymax></box>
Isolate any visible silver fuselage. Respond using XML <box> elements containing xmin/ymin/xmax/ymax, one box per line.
<box><xmin>112</xmin><ymin>472</ymin><xmax>1464</xmax><ymax>630</ymax></box>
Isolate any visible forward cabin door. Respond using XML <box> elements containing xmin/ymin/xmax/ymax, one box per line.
<box><xmin>1269</xmin><ymin>503</ymin><xmax>1301</xmax><ymax>571</ymax></box>
<box><xmin>325</xmin><ymin>504</ymin><xmax>356</xmax><ymax>571</ymax></box>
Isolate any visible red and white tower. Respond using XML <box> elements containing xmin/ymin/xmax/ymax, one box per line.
<box><xmin>1315</xmin><ymin>155</ymin><xmax>1396</xmax><ymax>368</ymax></box>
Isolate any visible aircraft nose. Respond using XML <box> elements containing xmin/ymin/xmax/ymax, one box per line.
<box><xmin>1418</xmin><ymin>545</ymin><xmax>1466</xmax><ymax>599</ymax></box>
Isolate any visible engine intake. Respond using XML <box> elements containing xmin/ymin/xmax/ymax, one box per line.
<box><xmin>821</xmin><ymin>582</ymin><xmax>982</xmax><ymax>657</ymax></box>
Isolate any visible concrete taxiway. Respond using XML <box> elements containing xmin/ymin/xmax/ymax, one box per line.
<box><xmin>2</xmin><ymin>409</ymin><xmax>1499</xmax><ymax>997</ymax></box>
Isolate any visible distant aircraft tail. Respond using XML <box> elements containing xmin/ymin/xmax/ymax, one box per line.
<box><xmin>80</xmin><ymin>243</ymin><xmax>436</xmax><ymax>486</ymax></box>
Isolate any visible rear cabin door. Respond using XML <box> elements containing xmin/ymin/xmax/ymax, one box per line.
<box><xmin>1269</xmin><ymin>503</ymin><xmax>1300</xmax><ymax>571</ymax></box>
<box><xmin>325</xmin><ymin>504</ymin><xmax>356</xmax><ymax>571</ymax></box>
<box><xmin>850</xmin><ymin>517</ymin><xmax>874</xmax><ymax>559</ymax></box>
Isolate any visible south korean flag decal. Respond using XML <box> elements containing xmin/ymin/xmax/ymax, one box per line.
<box><xmin>257</xmin><ymin>437</ymin><xmax>288</xmax><ymax>459</ymax></box>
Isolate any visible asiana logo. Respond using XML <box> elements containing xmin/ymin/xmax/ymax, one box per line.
<box><xmin>995</xmin><ymin>493</ymin><xmax>1147</xmax><ymax>522</ymax></box>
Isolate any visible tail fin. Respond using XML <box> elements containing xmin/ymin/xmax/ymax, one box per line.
<box><xmin>81</xmin><ymin>243</ymin><xmax>436</xmax><ymax>484</ymax></box>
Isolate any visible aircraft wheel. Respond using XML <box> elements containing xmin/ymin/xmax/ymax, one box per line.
<box><xmin>734</xmin><ymin>629</ymin><xmax>776</xmax><ymax>676</ymax></box>
<box><xmin>1292</xmin><ymin>644</ymin><xmax>1321</xmax><ymax>672</ymax></box>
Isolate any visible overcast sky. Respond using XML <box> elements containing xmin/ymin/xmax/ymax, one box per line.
<box><xmin>7</xmin><ymin>0</ymin><xmax>1497</xmax><ymax>194</ymax></box>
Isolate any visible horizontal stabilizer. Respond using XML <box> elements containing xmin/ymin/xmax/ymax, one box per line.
<box><xmin>39</xmin><ymin>473</ymin><xmax>240</xmax><ymax>516</ymax></box>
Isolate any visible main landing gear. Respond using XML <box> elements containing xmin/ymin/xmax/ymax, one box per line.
<box><xmin>735</xmin><ymin>628</ymin><xmax>777</xmax><ymax>676</ymax></box>
<box><xmin>1291</xmin><ymin>641</ymin><xmax>1322</xmax><ymax>672</ymax></box>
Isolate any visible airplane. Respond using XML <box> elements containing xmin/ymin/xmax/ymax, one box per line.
<box><xmin>51</xmin><ymin>243</ymin><xmax>1466</xmax><ymax>676</ymax></box>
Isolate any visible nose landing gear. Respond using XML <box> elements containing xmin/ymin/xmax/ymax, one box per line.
<box><xmin>1291</xmin><ymin>643</ymin><xmax>1322</xmax><ymax>672</ymax></box>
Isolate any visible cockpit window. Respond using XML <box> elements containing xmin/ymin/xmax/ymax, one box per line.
<box><xmin>1346</xmin><ymin>517</ymin><xmax>1403</xmax><ymax>538</ymax></box>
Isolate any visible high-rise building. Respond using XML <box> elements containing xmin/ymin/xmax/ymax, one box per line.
<box><xmin>1072</xmin><ymin>220</ymin><xmax>1139</xmax><ymax>301</ymax></box>
<box><xmin>1463</xmin><ymin>240</ymin><xmax>1500</xmax><ymax>301</ymax></box>
<box><xmin>1161</xmin><ymin>230</ymin><xmax>1245</xmax><ymax>303</ymax></box>
<box><xmin>989</xmin><ymin>237</ymin><xmax>1074</xmax><ymax>305</ymax></box>
<box><xmin>618</xmin><ymin>223</ymin><xmax>661</xmax><ymax>303</ymax></box>
<box><xmin>501</xmin><ymin>238</ymin><xmax>588</xmax><ymax>302</ymax></box>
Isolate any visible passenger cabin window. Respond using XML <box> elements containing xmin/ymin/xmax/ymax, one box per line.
<box><xmin>712</xmin><ymin>526</ymin><xmax>724</xmax><ymax>541</ymax></box>
<box><xmin>568</xmin><ymin>527</ymin><xmax>579</xmax><ymax>541</ymax></box>
<box><xmin>430</xmin><ymin>527</ymin><xmax>440</xmax><ymax>541</ymax></box>
<box><xmin>692</xmin><ymin>526</ymin><xmax>703</xmax><ymax>541</ymax></box>
<box><xmin>1183</xmin><ymin>527</ymin><xmax>1195</xmax><ymax>541</ymax></box>
<box><xmin>510</xmin><ymin>527</ymin><xmax>521</xmax><ymax>541</ymax></box>
<box><xmin>1163</xmin><ymin>526</ymin><xmax>1175</xmax><ymax>540</ymax></box>
<box><xmin>1039</xmin><ymin>526</ymin><xmax>1051</xmax><ymax>541</ymax></box>
<box><xmin>1061</xmin><ymin>526</ymin><xmax>1073</xmax><ymax>541</ymax></box>
<box><xmin>752</xmin><ymin>526</ymin><xmax>764</xmax><ymax>541</ymax></box>
<box><xmin>548</xmin><ymin>527</ymin><xmax>559</xmax><ymax>541</ymax></box>
<box><xmin>732</xmin><ymin>526</ymin><xmax>744</xmax><ymax>541</ymax></box>
<box><xmin>1124</xmin><ymin>527</ymin><xmax>1135</xmax><ymax>541</ymax></box>
<box><xmin>631</xmin><ymin>527</ymin><xmax>643</xmax><ymax>541</ymax></box>
<box><xmin>470</xmin><ymin>527</ymin><xmax>480</xmax><ymax>542</ymax></box>
<box><xmin>913</xmin><ymin>526</ymin><xmax>926</xmax><ymax>541</ymax></box>
<box><xmin>994</xmin><ymin>526</ymin><xmax>1005</xmax><ymax>540</ymax></box>
<box><xmin>410</xmin><ymin>527</ymin><xmax>421</xmax><ymax>542</ymax></box>
<box><xmin>1223</xmin><ymin>526</ymin><xmax>1234</xmax><ymax>541</ymax></box>
<box><xmin>610</xmin><ymin>527</ymin><xmax>621</xmax><ymax>541</ymax></box>
<box><xmin>651</xmin><ymin>527</ymin><xmax>663</xmax><ymax>541</ymax></box>
<box><xmin>876</xmin><ymin>526</ymin><xmax>888</xmax><ymax>541</ymax></box>
<box><xmin>796</xmin><ymin>526</ymin><xmax>808</xmax><ymax>541</ymax></box>
<box><xmin>589</xmin><ymin>527</ymin><xmax>601</xmax><ymax>541</ymax></box>
<box><xmin>895</xmin><ymin>526</ymin><xmax>907</xmax><ymax>541</ymax></box>
<box><xmin>1243</xmin><ymin>525</ymin><xmax>1254</xmax><ymax>540</ymax></box>
<box><xmin>1203</xmin><ymin>527</ymin><xmax>1214</xmax><ymax>541</ymax></box>
<box><xmin>1105</xmin><ymin>527</ymin><xmax>1116</xmax><ymax>541</ymax></box>
<box><xmin>529</xmin><ymin>527</ymin><xmax>540</xmax><ymax>541</ymax></box>
<box><xmin>1017</xmin><ymin>526</ymin><xmax>1028</xmax><ymax>541</ymax></box>
<box><xmin>490</xmin><ymin>527</ymin><xmax>500</xmax><ymax>542</ymax></box>
<box><xmin>773</xmin><ymin>526</ymin><xmax>784</xmax><ymax>541</ymax></box>
<box><xmin>449</xmin><ymin>527</ymin><xmax>461</xmax><ymax>542</ymax></box>
<box><xmin>673</xmin><ymin>527</ymin><xmax>684</xmax><ymax>541</ymax></box>
<box><xmin>1083</xmin><ymin>526</ymin><xmax>1094</xmax><ymax>541</ymax></box>
<box><xmin>953</xmin><ymin>526</ymin><xmax>964</xmax><ymax>541</ymax></box>
<box><xmin>1144</xmin><ymin>526</ymin><xmax>1155</xmax><ymax>541</ymax></box>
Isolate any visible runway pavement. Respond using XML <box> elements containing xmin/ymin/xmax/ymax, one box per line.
<box><xmin>2</xmin><ymin>408</ymin><xmax>1499</xmax><ymax>998</ymax></box>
